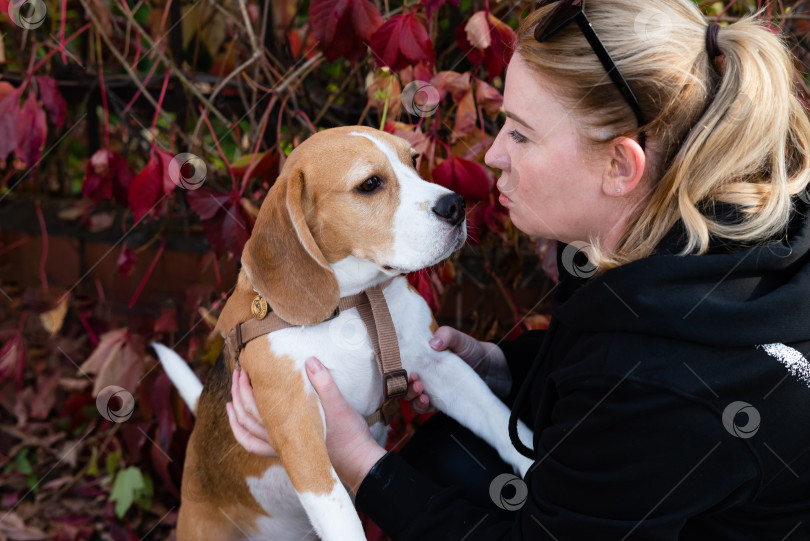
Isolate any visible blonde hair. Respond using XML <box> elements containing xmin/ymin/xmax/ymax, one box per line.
<box><xmin>515</xmin><ymin>0</ymin><xmax>810</xmax><ymax>270</ymax></box>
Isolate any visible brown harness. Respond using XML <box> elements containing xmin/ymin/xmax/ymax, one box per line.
<box><xmin>224</xmin><ymin>277</ymin><xmax>409</xmax><ymax>426</ymax></box>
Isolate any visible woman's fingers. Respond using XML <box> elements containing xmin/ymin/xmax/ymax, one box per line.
<box><xmin>405</xmin><ymin>372</ymin><xmax>424</xmax><ymax>401</ymax></box>
<box><xmin>412</xmin><ymin>393</ymin><xmax>432</xmax><ymax>414</ymax></box>
<box><xmin>230</xmin><ymin>369</ymin><xmax>270</xmax><ymax>442</ymax></box>
<box><xmin>405</xmin><ymin>373</ymin><xmax>434</xmax><ymax>414</ymax></box>
<box><xmin>226</xmin><ymin>402</ymin><xmax>277</xmax><ymax>457</ymax></box>
<box><xmin>237</xmin><ymin>369</ymin><xmax>265</xmax><ymax>425</ymax></box>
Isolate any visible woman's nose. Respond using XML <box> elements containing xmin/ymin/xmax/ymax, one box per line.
<box><xmin>485</xmin><ymin>130</ymin><xmax>510</xmax><ymax>171</ymax></box>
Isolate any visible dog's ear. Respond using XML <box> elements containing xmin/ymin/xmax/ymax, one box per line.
<box><xmin>241</xmin><ymin>167</ymin><xmax>339</xmax><ymax>325</ymax></box>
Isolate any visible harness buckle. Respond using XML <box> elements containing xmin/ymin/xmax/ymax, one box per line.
<box><xmin>383</xmin><ymin>369</ymin><xmax>408</xmax><ymax>400</ymax></box>
<box><xmin>235</xmin><ymin>322</ymin><xmax>244</xmax><ymax>350</ymax></box>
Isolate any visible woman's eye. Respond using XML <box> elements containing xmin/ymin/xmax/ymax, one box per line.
<box><xmin>508</xmin><ymin>129</ymin><xmax>527</xmax><ymax>144</ymax></box>
<box><xmin>357</xmin><ymin>176</ymin><xmax>381</xmax><ymax>193</ymax></box>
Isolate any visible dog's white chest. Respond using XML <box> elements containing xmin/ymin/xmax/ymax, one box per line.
<box><xmin>264</xmin><ymin>276</ymin><xmax>430</xmax><ymax>425</ymax></box>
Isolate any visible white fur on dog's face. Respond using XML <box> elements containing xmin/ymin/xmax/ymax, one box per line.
<box><xmin>346</xmin><ymin>130</ymin><xmax>466</xmax><ymax>274</ymax></box>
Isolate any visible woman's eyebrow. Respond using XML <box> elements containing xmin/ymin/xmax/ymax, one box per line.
<box><xmin>505</xmin><ymin>111</ymin><xmax>534</xmax><ymax>131</ymax></box>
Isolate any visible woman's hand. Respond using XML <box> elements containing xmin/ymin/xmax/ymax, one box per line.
<box><xmin>303</xmin><ymin>357</ymin><xmax>386</xmax><ymax>492</ymax></box>
<box><xmin>406</xmin><ymin>326</ymin><xmax>512</xmax><ymax>413</ymax></box>
<box><xmin>226</xmin><ymin>368</ymin><xmax>277</xmax><ymax>457</ymax></box>
<box><xmin>227</xmin><ymin>358</ymin><xmax>385</xmax><ymax>493</ymax></box>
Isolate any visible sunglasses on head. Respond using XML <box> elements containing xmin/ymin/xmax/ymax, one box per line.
<box><xmin>534</xmin><ymin>0</ymin><xmax>647</xmax><ymax>149</ymax></box>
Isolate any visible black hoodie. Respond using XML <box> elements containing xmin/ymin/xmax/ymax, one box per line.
<box><xmin>356</xmin><ymin>198</ymin><xmax>810</xmax><ymax>540</ymax></box>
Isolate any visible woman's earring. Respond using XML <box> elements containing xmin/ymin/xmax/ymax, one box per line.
<box><xmin>615</xmin><ymin>187</ymin><xmax>622</xmax><ymax>194</ymax></box>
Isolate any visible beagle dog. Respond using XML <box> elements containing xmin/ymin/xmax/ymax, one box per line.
<box><xmin>153</xmin><ymin>126</ymin><xmax>534</xmax><ymax>541</ymax></box>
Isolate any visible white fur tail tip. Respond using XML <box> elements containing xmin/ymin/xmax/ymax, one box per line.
<box><xmin>151</xmin><ymin>342</ymin><xmax>203</xmax><ymax>415</ymax></box>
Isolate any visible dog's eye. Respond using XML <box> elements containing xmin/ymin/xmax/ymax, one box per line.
<box><xmin>411</xmin><ymin>154</ymin><xmax>419</xmax><ymax>169</ymax></box>
<box><xmin>357</xmin><ymin>176</ymin><xmax>382</xmax><ymax>193</ymax></box>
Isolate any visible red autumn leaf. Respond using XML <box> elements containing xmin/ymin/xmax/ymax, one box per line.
<box><xmin>432</xmin><ymin>154</ymin><xmax>491</xmax><ymax>201</ymax></box>
<box><xmin>454</xmin><ymin>90</ymin><xmax>477</xmax><ymax>137</ymax></box>
<box><xmin>370</xmin><ymin>12</ymin><xmax>435</xmax><ymax>72</ymax></box>
<box><xmin>309</xmin><ymin>0</ymin><xmax>383</xmax><ymax>62</ymax></box>
<box><xmin>128</xmin><ymin>150</ymin><xmax>173</xmax><ymax>222</ymax></box>
<box><xmin>456</xmin><ymin>12</ymin><xmax>516</xmax><ymax>79</ymax></box>
<box><xmin>0</xmin><ymin>334</ymin><xmax>25</xmax><ymax>388</ymax></box>
<box><xmin>0</xmin><ymin>0</ymin><xmax>9</xmax><ymax>16</ymax></box>
<box><xmin>30</xmin><ymin>371</ymin><xmax>61</xmax><ymax>419</ymax></box>
<box><xmin>407</xmin><ymin>271</ymin><xmax>439</xmax><ymax>313</ymax></box>
<box><xmin>0</xmin><ymin>81</ymin><xmax>15</xmax><ymax>100</ymax></box>
<box><xmin>150</xmin><ymin>372</ymin><xmax>180</xmax><ymax>497</ymax></box>
<box><xmin>79</xmin><ymin>328</ymin><xmax>145</xmax><ymax>397</ymax></box>
<box><xmin>430</xmin><ymin>70</ymin><xmax>471</xmax><ymax>102</ymax></box>
<box><xmin>117</xmin><ymin>243</ymin><xmax>136</xmax><ymax>277</ymax></box>
<box><xmin>129</xmin><ymin>155</ymin><xmax>164</xmax><ymax>222</ymax></box>
<box><xmin>475</xmin><ymin>79</ymin><xmax>503</xmax><ymax>116</ymax></box>
<box><xmin>222</xmin><ymin>199</ymin><xmax>252</xmax><ymax>258</ymax></box>
<box><xmin>187</xmin><ymin>188</ymin><xmax>251</xmax><ymax>257</ymax></box>
<box><xmin>421</xmin><ymin>0</ymin><xmax>459</xmax><ymax>19</ymax></box>
<box><xmin>287</xmin><ymin>26</ymin><xmax>320</xmax><ymax>61</ymax></box>
<box><xmin>154</xmin><ymin>307</ymin><xmax>178</xmax><ymax>333</ymax></box>
<box><xmin>230</xmin><ymin>150</ymin><xmax>280</xmax><ymax>183</ymax></box>
<box><xmin>0</xmin><ymin>85</ymin><xmax>23</xmax><ymax>161</ymax></box>
<box><xmin>465</xmin><ymin>11</ymin><xmax>491</xmax><ymax>50</ymax></box>
<box><xmin>15</xmin><ymin>93</ymin><xmax>47</xmax><ymax>168</ymax></box>
<box><xmin>83</xmin><ymin>150</ymin><xmax>135</xmax><ymax>205</ymax></box>
<box><xmin>36</xmin><ymin>76</ymin><xmax>67</xmax><ymax>129</ymax></box>
<box><xmin>156</xmin><ymin>147</ymin><xmax>178</xmax><ymax>196</ymax></box>
<box><xmin>186</xmin><ymin>186</ymin><xmax>230</xmax><ymax>220</ymax></box>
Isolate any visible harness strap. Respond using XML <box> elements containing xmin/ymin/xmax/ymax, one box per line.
<box><xmin>224</xmin><ymin>277</ymin><xmax>407</xmax><ymax>427</ymax></box>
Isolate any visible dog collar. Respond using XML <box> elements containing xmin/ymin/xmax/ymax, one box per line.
<box><xmin>224</xmin><ymin>277</ymin><xmax>408</xmax><ymax>426</ymax></box>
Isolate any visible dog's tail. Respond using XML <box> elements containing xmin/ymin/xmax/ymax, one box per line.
<box><xmin>151</xmin><ymin>342</ymin><xmax>203</xmax><ymax>415</ymax></box>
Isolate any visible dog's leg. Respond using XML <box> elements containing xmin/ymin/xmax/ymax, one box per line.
<box><xmin>409</xmin><ymin>350</ymin><xmax>535</xmax><ymax>477</ymax></box>
<box><xmin>177</xmin><ymin>501</ymin><xmax>250</xmax><ymax>541</ymax></box>
<box><xmin>248</xmin><ymin>366</ymin><xmax>366</xmax><ymax>541</ymax></box>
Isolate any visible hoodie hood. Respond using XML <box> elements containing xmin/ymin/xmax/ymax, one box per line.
<box><xmin>553</xmin><ymin>198</ymin><xmax>810</xmax><ymax>347</ymax></box>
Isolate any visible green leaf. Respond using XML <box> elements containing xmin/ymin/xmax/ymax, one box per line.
<box><xmin>135</xmin><ymin>473</ymin><xmax>154</xmax><ymax>511</ymax></box>
<box><xmin>106</xmin><ymin>448</ymin><xmax>121</xmax><ymax>478</ymax></box>
<box><xmin>87</xmin><ymin>446</ymin><xmax>98</xmax><ymax>476</ymax></box>
<box><xmin>15</xmin><ymin>448</ymin><xmax>32</xmax><ymax>475</ymax></box>
<box><xmin>110</xmin><ymin>466</ymin><xmax>145</xmax><ymax>518</ymax></box>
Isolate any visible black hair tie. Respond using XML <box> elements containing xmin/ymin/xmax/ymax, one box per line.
<box><xmin>706</xmin><ymin>22</ymin><xmax>722</xmax><ymax>61</ymax></box>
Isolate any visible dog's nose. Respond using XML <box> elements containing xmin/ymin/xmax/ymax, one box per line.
<box><xmin>432</xmin><ymin>193</ymin><xmax>466</xmax><ymax>226</ymax></box>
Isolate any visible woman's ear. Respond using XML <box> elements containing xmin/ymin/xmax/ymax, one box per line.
<box><xmin>602</xmin><ymin>137</ymin><xmax>646</xmax><ymax>196</ymax></box>
<box><xmin>241</xmin><ymin>167</ymin><xmax>340</xmax><ymax>325</ymax></box>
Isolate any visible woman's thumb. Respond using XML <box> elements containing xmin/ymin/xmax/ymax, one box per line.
<box><xmin>306</xmin><ymin>357</ymin><xmax>344</xmax><ymax>409</ymax></box>
<box><xmin>429</xmin><ymin>326</ymin><xmax>457</xmax><ymax>350</ymax></box>
<box><xmin>430</xmin><ymin>326</ymin><xmax>478</xmax><ymax>360</ymax></box>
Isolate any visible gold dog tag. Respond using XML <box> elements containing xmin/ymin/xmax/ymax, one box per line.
<box><xmin>251</xmin><ymin>295</ymin><xmax>268</xmax><ymax>320</ymax></box>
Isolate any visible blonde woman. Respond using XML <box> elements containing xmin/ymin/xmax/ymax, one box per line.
<box><xmin>227</xmin><ymin>0</ymin><xmax>810</xmax><ymax>537</ymax></box>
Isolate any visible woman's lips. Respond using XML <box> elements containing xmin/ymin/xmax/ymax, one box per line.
<box><xmin>498</xmin><ymin>193</ymin><xmax>513</xmax><ymax>207</ymax></box>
